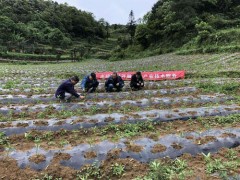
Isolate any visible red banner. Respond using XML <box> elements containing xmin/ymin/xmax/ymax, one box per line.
<box><xmin>96</xmin><ymin>71</ymin><xmax>185</xmax><ymax>81</ymax></box>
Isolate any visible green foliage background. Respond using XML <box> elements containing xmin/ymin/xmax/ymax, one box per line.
<box><xmin>0</xmin><ymin>0</ymin><xmax>239</xmax><ymax>61</ymax></box>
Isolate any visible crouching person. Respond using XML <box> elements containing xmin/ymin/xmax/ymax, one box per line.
<box><xmin>130</xmin><ymin>71</ymin><xmax>144</xmax><ymax>91</ymax></box>
<box><xmin>55</xmin><ymin>76</ymin><xmax>85</xmax><ymax>102</ymax></box>
<box><xmin>81</xmin><ymin>72</ymin><xmax>99</xmax><ymax>93</ymax></box>
<box><xmin>105</xmin><ymin>72</ymin><xmax>124</xmax><ymax>92</ymax></box>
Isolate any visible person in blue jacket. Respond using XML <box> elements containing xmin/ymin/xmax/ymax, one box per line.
<box><xmin>81</xmin><ymin>72</ymin><xmax>99</xmax><ymax>93</ymax></box>
<box><xmin>105</xmin><ymin>72</ymin><xmax>124</xmax><ymax>92</ymax></box>
<box><xmin>55</xmin><ymin>76</ymin><xmax>84</xmax><ymax>102</ymax></box>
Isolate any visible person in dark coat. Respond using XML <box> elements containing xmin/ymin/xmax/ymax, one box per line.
<box><xmin>55</xmin><ymin>76</ymin><xmax>84</xmax><ymax>102</ymax></box>
<box><xmin>81</xmin><ymin>72</ymin><xmax>99</xmax><ymax>93</ymax></box>
<box><xmin>105</xmin><ymin>72</ymin><xmax>124</xmax><ymax>92</ymax></box>
<box><xmin>130</xmin><ymin>71</ymin><xmax>144</xmax><ymax>91</ymax></box>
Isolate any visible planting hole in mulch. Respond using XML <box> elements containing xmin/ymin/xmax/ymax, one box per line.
<box><xmin>178</xmin><ymin>113</ymin><xmax>187</xmax><ymax>116</ymax></box>
<box><xmin>187</xmin><ymin>111</ymin><xmax>198</xmax><ymax>115</ymax></box>
<box><xmin>195</xmin><ymin>136</ymin><xmax>217</xmax><ymax>145</ymax></box>
<box><xmin>84</xmin><ymin>151</ymin><xmax>97</xmax><ymax>159</ymax></box>
<box><xmin>53</xmin><ymin>152</ymin><xmax>71</xmax><ymax>161</ymax></box>
<box><xmin>104</xmin><ymin>117</ymin><xmax>115</xmax><ymax>122</ymax></box>
<box><xmin>131</xmin><ymin>114</ymin><xmax>142</xmax><ymax>119</ymax></box>
<box><xmin>148</xmin><ymin>133</ymin><xmax>159</xmax><ymax>141</ymax></box>
<box><xmin>0</xmin><ymin>122</ymin><xmax>12</xmax><ymax>128</ymax></box>
<box><xmin>225</xmin><ymin>108</ymin><xmax>233</xmax><ymax>111</ymax></box>
<box><xmin>146</xmin><ymin>114</ymin><xmax>157</xmax><ymax>118</ymax></box>
<box><xmin>29</xmin><ymin>154</ymin><xmax>46</xmax><ymax>164</ymax></box>
<box><xmin>72</xmin><ymin>118</ymin><xmax>85</xmax><ymax>124</ymax></box>
<box><xmin>220</xmin><ymin>133</ymin><xmax>237</xmax><ymax>138</ymax></box>
<box><xmin>125</xmin><ymin>141</ymin><xmax>144</xmax><ymax>153</ymax></box>
<box><xmin>171</xmin><ymin>142</ymin><xmax>183</xmax><ymax>150</ymax></box>
<box><xmin>106</xmin><ymin>148</ymin><xmax>122</xmax><ymax>159</ymax></box>
<box><xmin>186</xmin><ymin>136</ymin><xmax>194</xmax><ymax>140</ymax></box>
<box><xmin>120</xmin><ymin>116</ymin><xmax>129</xmax><ymax>121</ymax></box>
<box><xmin>89</xmin><ymin>119</ymin><xmax>98</xmax><ymax>124</ymax></box>
<box><xmin>16</xmin><ymin>123</ymin><xmax>29</xmax><ymax>127</ymax></box>
<box><xmin>34</xmin><ymin>121</ymin><xmax>49</xmax><ymax>126</ymax></box>
<box><xmin>165</xmin><ymin>114</ymin><xmax>173</xmax><ymax>118</ymax></box>
<box><xmin>54</xmin><ymin>121</ymin><xmax>65</xmax><ymax>126</ymax></box>
<box><xmin>151</xmin><ymin>144</ymin><xmax>167</xmax><ymax>153</ymax></box>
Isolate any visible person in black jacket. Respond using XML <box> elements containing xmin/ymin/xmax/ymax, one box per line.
<box><xmin>130</xmin><ymin>71</ymin><xmax>144</xmax><ymax>91</ymax></box>
<box><xmin>81</xmin><ymin>72</ymin><xmax>99</xmax><ymax>93</ymax></box>
<box><xmin>105</xmin><ymin>72</ymin><xmax>124</xmax><ymax>92</ymax></box>
<box><xmin>55</xmin><ymin>76</ymin><xmax>84</xmax><ymax>102</ymax></box>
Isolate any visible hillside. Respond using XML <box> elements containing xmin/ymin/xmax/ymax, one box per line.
<box><xmin>0</xmin><ymin>0</ymin><xmax>122</xmax><ymax>60</ymax></box>
<box><xmin>112</xmin><ymin>0</ymin><xmax>240</xmax><ymax>59</ymax></box>
<box><xmin>0</xmin><ymin>0</ymin><xmax>239</xmax><ymax>61</ymax></box>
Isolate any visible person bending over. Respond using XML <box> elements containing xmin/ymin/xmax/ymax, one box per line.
<box><xmin>130</xmin><ymin>71</ymin><xmax>144</xmax><ymax>91</ymax></box>
<box><xmin>81</xmin><ymin>72</ymin><xmax>99</xmax><ymax>93</ymax></box>
<box><xmin>105</xmin><ymin>72</ymin><xmax>124</xmax><ymax>92</ymax></box>
<box><xmin>55</xmin><ymin>76</ymin><xmax>84</xmax><ymax>102</ymax></box>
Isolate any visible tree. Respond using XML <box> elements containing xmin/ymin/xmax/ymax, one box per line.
<box><xmin>127</xmin><ymin>10</ymin><xmax>136</xmax><ymax>43</ymax></box>
<box><xmin>47</xmin><ymin>28</ymin><xmax>65</xmax><ymax>48</ymax></box>
<box><xmin>105</xmin><ymin>22</ymin><xmax>110</xmax><ymax>39</ymax></box>
<box><xmin>135</xmin><ymin>24</ymin><xmax>150</xmax><ymax>49</ymax></box>
<box><xmin>0</xmin><ymin>16</ymin><xmax>16</xmax><ymax>46</ymax></box>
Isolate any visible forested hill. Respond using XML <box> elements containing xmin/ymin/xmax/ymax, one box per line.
<box><xmin>0</xmin><ymin>0</ymin><xmax>110</xmax><ymax>52</ymax></box>
<box><xmin>129</xmin><ymin>0</ymin><xmax>240</xmax><ymax>56</ymax></box>
<box><xmin>0</xmin><ymin>0</ymin><xmax>240</xmax><ymax>61</ymax></box>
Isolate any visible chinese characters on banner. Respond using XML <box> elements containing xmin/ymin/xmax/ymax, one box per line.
<box><xmin>96</xmin><ymin>71</ymin><xmax>185</xmax><ymax>81</ymax></box>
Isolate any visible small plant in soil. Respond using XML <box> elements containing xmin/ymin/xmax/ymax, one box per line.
<box><xmin>111</xmin><ymin>163</ymin><xmax>125</xmax><ymax>176</ymax></box>
<box><xmin>4</xmin><ymin>142</ymin><xmax>14</xmax><ymax>158</ymax></box>
<box><xmin>90</xmin><ymin>105</ymin><xmax>99</xmax><ymax>114</ymax></box>
<box><xmin>150</xmin><ymin>161</ymin><xmax>161</xmax><ymax>171</ymax></box>
<box><xmin>0</xmin><ymin>132</ymin><xmax>8</xmax><ymax>146</ymax></box>
<box><xmin>225</xmin><ymin>149</ymin><xmax>237</xmax><ymax>160</ymax></box>
<box><xmin>24</xmin><ymin>132</ymin><xmax>34</xmax><ymax>140</ymax></box>
<box><xmin>202</xmin><ymin>152</ymin><xmax>211</xmax><ymax>163</ymax></box>
<box><xmin>34</xmin><ymin>137</ymin><xmax>41</xmax><ymax>154</ymax></box>
<box><xmin>43</xmin><ymin>131</ymin><xmax>54</xmax><ymax>142</ymax></box>
<box><xmin>77</xmin><ymin>162</ymin><xmax>101</xmax><ymax>179</ymax></box>
<box><xmin>59</xmin><ymin>140</ymin><xmax>69</xmax><ymax>150</ymax></box>
<box><xmin>42</xmin><ymin>174</ymin><xmax>54</xmax><ymax>180</ymax></box>
<box><xmin>151</xmin><ymin>144</ymin><xmax>167</xmax><ymax>153</ymax></box>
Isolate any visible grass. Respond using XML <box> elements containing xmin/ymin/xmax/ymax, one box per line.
<box><xmin>0</xmin><ymin>52</ymin><xmax>239</xmax><ymax>179</ymax></box>
<box><xmin>196</xmin><ymin>82</ymin><xmax>240</xmax><ymax>94</ymax></box>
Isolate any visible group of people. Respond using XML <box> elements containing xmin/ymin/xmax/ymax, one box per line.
<box><xmin>55</xmin><ymin>72</ymin><xmax>144</xmax><ymax>102</ymax></box>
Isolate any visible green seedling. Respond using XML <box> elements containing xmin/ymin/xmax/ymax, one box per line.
<box><xmin>150</xmin><ymin>161</ymin><xmax>161</xmax><ymax>171</ymax></box>
<box><xmin>4</xmin><ymin>142</ymin><xmax>14</xmax><ymax>158</ymax></box>
<box><xmin>225</xmin><ymin>149</ymin><xmax>237</xmax><ymax>160</ymax></box>
<box><xmin>34</xmin><ymin>137</ymin><xmax>41</xmax><ymax>154</ymax></box>
<box><xmin>59</xmin><ymin>140</ymin><xmax>69</xmax><ymax>150</ymax></box>
<box><xmin>24</xmin><ymin>132</ymin><xmax>34</xmax><ymax>140</ymax></box>
<box><xmin>111</xmin><ymin>163</ymin><xmax>125</xmax><ymax>176</ymax></box>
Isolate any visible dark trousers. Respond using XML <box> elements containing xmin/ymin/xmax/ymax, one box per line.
<box><xmin>106</xmin><ymin>83</ymin><xmax>124</xmax><ymax>92</ymax></box>
<box><xmin>131</xmin><ymin>84</ymin><xmax>144</xmax><ymax>91</ymax></box>
<box><xmin>55</xmin><ymin>93</ymin><xmax>76</xmax><ymax>102</ymax></box>
<box><xmin>85</xmin><ymin>81</ymin><xmax>99</xmax><ymax>93</ymax></box>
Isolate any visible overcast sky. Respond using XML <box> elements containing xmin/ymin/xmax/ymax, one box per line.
<box><xmin>54</xmin><ymin>0</ymin><xmax>158</xmax><ymax>24</ymax></box>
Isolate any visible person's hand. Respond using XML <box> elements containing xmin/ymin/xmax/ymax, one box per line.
<box><xmin>137</xmin><ymin>83</ymin><xmax>140</xmax><ymax>86</ymax></box>
<box><xmin>141</xmin><ymin>83</ymin><xmax>144</xmax><ymax>86</ymax></box>
<box><xmin>116</xmin><ymin>83</ymin><xmax>119</xmax><ymax>86</ymax></box>
<box><xmin>82</xmin><ymin>88</ymin><xmax>85</xmax><ymax>92</ymax></box>
<box><xmin>80</xmin><ymin>95</ymin><xmax>85</xmax><ymax>99</ymax></box>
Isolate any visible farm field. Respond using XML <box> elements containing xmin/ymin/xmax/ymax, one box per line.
<box><xmin>0</xmin><ymin>53</ymin><xmax>240</xmax><ymax>180</ymax></box>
